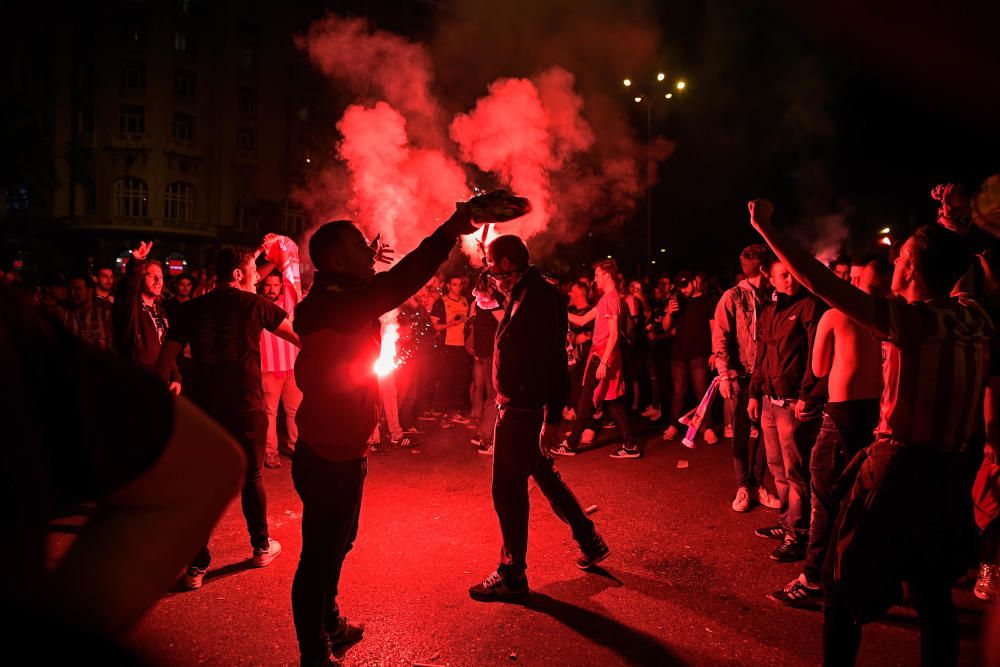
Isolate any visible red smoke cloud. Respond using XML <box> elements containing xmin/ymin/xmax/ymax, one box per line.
<box><xmin>293</xmin><ymin>12</ymin><xmax>671</xmax><ymax>266</ymax></box>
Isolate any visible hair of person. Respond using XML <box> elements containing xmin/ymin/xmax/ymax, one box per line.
<box><xmin>739</xmin><ymin>244</ymin><xmax>774</xmax><ymax>277</ymax></box>
<box><xmin>907</xmin><ymin>224</ymin><xmax>971</xmax><ymax>296</ymax></box>
<box><xmin>67</xmin><ymin>272</ymin><xmax>93</xmax><ymax>286</ymax></box>
<box><xmin>830</xmin><ymin>255</ymin><xmax>852</xmax><ymax>269</ymax></box>
<box><xmin>864</xmin><ymin>255</ymin><xmax>893</xmax><ymax>279</ymax></box>
<box><xmin>214</xmin><ymin>247</ymin><xmax>255</xmax><ymax>282</ymax></box>
<box><xmin>488</xmin><ymin>235</ymin><xmax>530</xmax><ymax>270</ymax></box>
<box><xmin>93</xmin><ymin>263</ymin><xmax>115</xmax><ymax>274</ymax></box>
<box><xmin>175</xmin><ymin>272</ymin><xmax>194</xmax><ymax>284</ymax></box>
<box><xmin>308</xmin><ymin>220</ymin><xmax>359</xmax><ymax>272</ymax></box>
<box><xmin>262</xmin><ymin>271</ymin><xmax>282</xmax><ymax>283</ymax></box>
<box><xmin>570</xmin><ymin>279</ymin><xmax>589</xmax><ymax>294</ymax></box>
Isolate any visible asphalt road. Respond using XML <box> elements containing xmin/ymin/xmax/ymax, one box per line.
<box><xmin>128</xmin><ymin>419</ymin><xmax>988</xmax><ymax>666</ymax></box>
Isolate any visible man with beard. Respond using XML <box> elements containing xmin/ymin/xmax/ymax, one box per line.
<box><xmin>155</xmin><ymin>246</ymin><xmax>299</xmax><ymax>590</ymax></box>
<box><xmin>469</xmin><ymin>235</ymin><xmax>609</xmax><ymax>601</ymax></box>
<box><xmin>113</xmin><ymin>242</ymin><xmax>179</xmax><ymax>393</ymax></box>
<box><xmin>93</xmin><ymin>264</ymin><xmax>116</xmax><ymax>304</ymax></box>
<box><xmin>290</xmin><ymin>193</ymin><xmax>526</xmax><ymax>666</ymax></box>
<box><xmin>258</xmin><ymin>238</ymin><xmax>303</xmax><ymax>469</ymax></box>
<box><xmin>64</xmin><ymin>272</ymin><xmax>114</xmax><ymax>351</ymax></box>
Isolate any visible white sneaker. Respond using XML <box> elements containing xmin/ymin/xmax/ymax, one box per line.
<box><xmin>731</xmin><ymin>487</ymin><xmax>751</xmax><ymax>512</ymax></box>
<box><xmin>702</xmin><ymin>428</ymin><xmax>719</xmax><ymax>445</ymax></box>
<box><xmin>252</xmin><ymin>538</ymin><xmax>282</xmax><ymax>567</ymax></box>
<box><xmin>580</xmin><ymin>428</ymin><xmax>597</xmax><ymax>444</ymax></box>
<box><xmin>757</xmin><ymin>487</ymin><xmax>782</xmax><ymax>510</ymax></box>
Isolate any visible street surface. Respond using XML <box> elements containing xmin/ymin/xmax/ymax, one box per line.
<box><xmin>124</xmin><ymin>420</ymin><xmax>987</xmax><ymax>666</ymax></box>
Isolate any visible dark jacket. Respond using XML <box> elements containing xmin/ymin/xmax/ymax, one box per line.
<box><xmin>112</xmin><ymin>257</ymin><xmax>177</xmax><ymax>379</ymax></box>
<box><xmin>294</xmin><ymin>227</ymin><xmax>455</xmax><ymax>461</ymax></box>
<box><xmin>749</xmin><ymin>289</ymin><xmax>826</xmax><ymax>407</ymax></box>
<box><xmin>493</xmin><ymin>267</ymin><xmax>568</xmax><ymax>424</ymax></box>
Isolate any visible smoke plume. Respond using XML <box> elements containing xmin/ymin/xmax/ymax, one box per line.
<box><xmin>293</xmin><ymin>3</ymin><xmax>669</xmax><ymax>266</ymax></box>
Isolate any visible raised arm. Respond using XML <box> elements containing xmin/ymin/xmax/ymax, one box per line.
<box><xmin>749</xmin><ymin>200</ymin><xmax>877</xmax><ymax>329</ymax></box>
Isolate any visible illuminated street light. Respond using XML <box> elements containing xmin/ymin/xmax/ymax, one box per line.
<box><xmin>623</xmin><ymin>78</ymin><xmax>632</xmax><ymax>87</ymax></box>
<box><xmin>676</xmin><ymin>80</ymin><xmax>686</xmax><ymax>90</ymax></box>
<box><xmin>664</xmin><ymin>93</ymin><xmax>673</xmax><ymax>99</ymax></box>
<box><xmin>879</xmin><ymin>227</ymin><xmax>891</xmax><ymax>235</ymax></box>
<box><xmin>880</xmin><ymin>236</ymin><xmax>892</xmax><ymax>246</ymax></box>
<box><xmin>634</xmin><ymin>96</ymin><xmax>643</xmax><ymax>103</ymax></box>
<box><xmin>657</xmin><ymin>72</ymin><xmax>665</xmax><ymax>82</ymax></box>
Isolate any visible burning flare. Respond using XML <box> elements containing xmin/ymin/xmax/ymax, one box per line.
<box><xmin>374</xmin><ymin>312</ymin><xmax>400</xmax><ymax>377</ymax></box>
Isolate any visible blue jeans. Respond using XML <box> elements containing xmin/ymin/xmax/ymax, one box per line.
<box><xmin>761</xmin><ymin>398</ymin><xmax>820</xmax><ymax>539</ymax></box>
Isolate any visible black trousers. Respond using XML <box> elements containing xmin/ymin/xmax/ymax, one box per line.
<box><xmin>493</xmin><ymin>406</ymin><xmax>598</xmax><ymax>575</ymax></box>
<box><xmin>290</xmin><ymin>444</ymin><xmax>367</xmax><ymax>659</ymax></box>
<box><xmin>730</xmin><ymin>375</ymin><xmax>766</xmax><ymax>490</ymax></box>
<box><xmin>566</xmin><ymin>356</ymin><xmax>635</xmax><ymax>449</ymax></box>
<box><xmin>803</xmin><ymin>400</ymin><xmax>879</xmax><ymax>583</ymax></box>
<box><xmin>191</xmin><ymin>409</ymin><xmax>269</xmax><ymax>569</ymax></box>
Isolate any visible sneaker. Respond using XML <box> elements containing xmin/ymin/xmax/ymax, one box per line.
<box><xmin>768</xmin><ymin>574</ymin><xmax>822</xmax><ymax>607</ymax></box>
<box><xmin>644</xmin><ymin>408</ymin><xmax>662</xmax><ymax>421</ymax></box>
<box><xmin>702</xmin><ymin>428</ymin><xmax>719</xmax><ymax>445</ymax></box>
<box><xmin>477</xmin><ymin>442</ymin><xmax>495</xmax><ymax>456</ymax></box>
<box><xmin>577</xmin><ymin>535</ymin><xmax>611</xmax><ymax>569</ymax></box>
<box><xmin>610</xmin><ymin>445</ymin><xmax>642</xmax><ymax>459</ymax></box>
<box><xmin>602</xmin><ymin>420</ymin><xmax>616</xmax><ymax>429</ymax></box>
<box><xmin>469</xmin><ymin>570</ymin><xmax>529</xmax><ymax>601</ymax></box>
<box><xmin>181</xmin><ymin>566</ymin><xmax>206</xmax><ymax>590</ymax></box>
<box><xmin>402</xmin><ymin>425</ymin><xmax>423</xmax><ymax>435</ymax></box>
<box><xmin>451</xmin><ymin>413</ymin><xmax>471</xmax><ymax>424</ymax></box>
<box><xmin>470</xmin><ymin>436</ymin><xmax>484</xmax><ymax>447</ymax></box>
<box><xmin>417</xmin><ymin>412</ymin><xmax>436</xmax><ymax>421</ymax></box>
<box><xmin>580</xmin><ymin>428</ymin><xmax>596</xmax><ymax>444</ymax></box>
<box><xmin>391</xmin><ymin>436</ymin><xmax>417</xmax><ymax>448</ymax></box>
<box><xmin>593</xmin><ymin>408</ymin><xmax>604</xmax><ymax>420</ymax></box>
<box><xmin>770</xmin><ymin>535</ymin><xmax>806</xmax><ymax>563</ymax></box>
<box><xmin>723</xmin><ymin>425</ymin><xmax>734</xmax><ymax>439</ymax></box>
<box><xmin>429</xmin><ymin>409</ymin><xmax>443</xmax><ymax>417</ymax></box>
<box><xmin>731</xmin><ymin>487</ymin><xmax>751</xmax><ymax>512</ymax></box>
<box><xmin>640</xmin><ymin>405</ymin><xmax>658</xmax><ymax>417</ymax></box>
<box><xmin>975</xmin><ymin>562</ymin><xmax>999</xmax><ymax>601</ymax></box>
<box><xmin>663</xmin><ymin>425</ymin><xmax>680</xmax><ymax>441</ymax></box>
<box><xmin>439</xmin><ymin>418</ymin><xmax>453</xmax><ymax>429</ymax></box>
<box><xmin>264</xmin><ymin>452</ymin><xmax>282</xmax><ymax>469</ymax></box>
<box><xmin>326</xmin><ymin>616</ymin><xmax>364</xmax><ymax>650</ymax></box>
<box><xmin>551</xmin><ymin>440</ymin><xmax>577</xmax><ymax>457</ymax></box>
<box><xmin>755</xmin><ymin>525</ymin><xmax>786</xmax><ymax>540</ymax></box>
<box><xmin>757</xmin><ymin>487</ymin><xmax>782</xmax><ymax>510</ymax></box>
<box><xmin>252</xmin><ymin>538</ymin><xmax>282</xmax><ymax>567</ymax></box>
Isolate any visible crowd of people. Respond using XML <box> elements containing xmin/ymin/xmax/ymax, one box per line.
<box><xmin>7</xmin><ymin>178</ymin><xmax>1000</xmax><ymax>666</ymax></box>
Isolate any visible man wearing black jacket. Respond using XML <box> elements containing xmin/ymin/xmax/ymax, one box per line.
<box><xmin>290</xmin><ymin>204</ymin><xmax>480</xmax><ymax>666</ymax></box>
<box><xmin>469</xmin><ymin>235</ymin><xmax>609</xmax><ymax>602</ymax></box>
<box><xmin>748</xmin><ymin>256</ymin><xmax>826</xmax><ymax>563</ymax></box>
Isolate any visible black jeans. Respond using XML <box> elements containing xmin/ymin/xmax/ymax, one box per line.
<box><xmin>824</xmin><ymin>573</ymin><xmax>958</xmax><ymax>666</ymax></box>
<box><xmin>291</xmin><ymin>445</ymin><xmax>367</xmax><ymax>659</ymax></box>
<box><xmin>567</xmin><ymin>356</ymin><xmax>635</xmax><ymax>449</ymax></box>
<box><xmin>730</xmin><ymin>376</ymin><xmax>767</xmax><ymax>490</ymax></box>
<box><xmin>669</xmin><ymin>356</ymin><xmax>711</xmax><ymax>429</ymax></box>
<box><xmin>803</xmin><ymin>400</ymin><xmax>879</xmax><ymax>583</ymax></box>
<box><xmin>191</xmin><ymin>409</ymin><xmax>269</xmax><ymax>569</ymax></box>
<box><xmin>493</xmin><ymin>406</ymin><xmax>598</xmax><ymax>575</ymax></box>
<box><xmin>438</xmin><ymin>345</ymin><xmax>470</xmax><ymax>413</ymax></box>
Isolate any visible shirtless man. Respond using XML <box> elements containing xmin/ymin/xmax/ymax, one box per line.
<box><xmin>768</xmin><ymin>258</ymin><xmax>891</xmax><ymax>606</ymax></box>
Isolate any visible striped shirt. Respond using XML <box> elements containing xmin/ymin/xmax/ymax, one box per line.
<box><xmin>260</xmin><ymin>278</ymin><xmax>298</xmax><ymax>373</ymax></box>
<box><xmin>871</xmin><ymin>295</ymin><xmax>993</xmax><ymax>452</ymax></box>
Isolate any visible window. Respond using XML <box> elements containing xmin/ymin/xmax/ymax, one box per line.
<box><xmin>239</xmin><ymin>46</ymin><xmax>256</xmax><ymax>73</ymax></box>
<box><xmin>164</xmin><ymin>182</ymin><xmax>194</xmax><ymax>222</ymax></box>
<box><xmin>172</xmin><ymin>112</ymin><xmax>194</xmax><ymax>141</ymax></box>
<box><xmin>238</xmin><ymin>87</ymin><xmax>255</xmax><ymax>114</ymax></box>
<box><xmin>282</xmin><ymin>205</ymin><xmax>305</xmax><ymax>235</ymax></box>
<box><xmin>114</xmin><ymin>177</ymin><xmax>148</xmax><ymax>217</ymax></box>
<box><xmin>125</xmin><ymin>24</ymin><xmax>147</xmax><ymax>51</ymax></box>
<box><xmin>174</xmin><ymin>71</ymin><xmax>196</xmax><ymax>99</ymax></box>
<box><xmin>236</xmin><ymin>127</ymin><xmax>254</xmax><ymax>151</ymax></box>
<box><xmin>74</xmin><ymin>180</ymin><xmax>96</xmax><ymax>215</ymax></box>
<box><xmin>76</xmin><ymin>107</ymin><xmax>94</xmax><ymax>133</ymax></box>
<box><xmin>118</xmin><ymin>106</ymin><xmax>145</xmax><ymax>134</ymax></box>
<box><xmin>122</xmin><ymin>63</ymin><xmax>146</xmax><ymax>90</ymax></box>
<box><xmin>174</xmin><ymin>31</ymin><xmax>192</xmax><ymax>54</ymax></box>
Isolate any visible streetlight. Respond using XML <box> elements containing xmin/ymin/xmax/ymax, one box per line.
<box><xmin>622</xmin><ymin>71</ymin><xmax>687</xmax><ymax>273</ymax></box>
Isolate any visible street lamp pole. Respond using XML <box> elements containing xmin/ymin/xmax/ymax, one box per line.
<box><xmin>625</xmin><ymin>74</ymin><xmax>685</xmax><ymax>277</ymax></box>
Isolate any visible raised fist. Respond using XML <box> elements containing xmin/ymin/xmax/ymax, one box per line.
<box><xmin>748</xmin><ymin>199</ymin><xmax>774</xmax><ymax>226</ymax></box>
